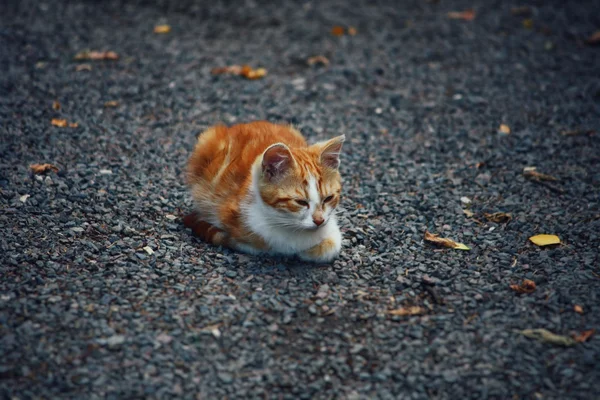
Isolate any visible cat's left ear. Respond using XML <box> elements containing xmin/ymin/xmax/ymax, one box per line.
<box><xmin>318</xmin><ymin>135</ymin><xmax>346</xmax><ymax>169</ymax></box>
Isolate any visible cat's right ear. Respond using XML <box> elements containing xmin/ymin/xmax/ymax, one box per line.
<box><xmin>262</xmin><ymin>143</ymin><xmax>293</xmax><ymax>181</ymax></box>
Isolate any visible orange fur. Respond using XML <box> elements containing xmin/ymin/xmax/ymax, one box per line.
<box><xmin>186</xmin><ymin>121</ymin><xmax>344</xmax><ymax>259</ymax></box>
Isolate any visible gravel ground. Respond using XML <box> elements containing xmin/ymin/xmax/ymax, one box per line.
<box><xmin>1</xmin><ymin>0</ymin><xmax>599</xmax><ymax>398</ymax></box>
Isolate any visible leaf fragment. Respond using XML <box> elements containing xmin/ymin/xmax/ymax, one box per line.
<box><xmin>51</xmin><ymin>118</ymin><xmax>68</xmax><ymax>127</ymax></box>
<box><xmin>572</xmin><ymin>329</ymin><xmax>595</xmax><ymax>343</ymax></box>
<box><xmin>574</xmin><ymin>305</ymin><xmax>583</xmax><ymax>314</ymax></box>
<box><xmin>154</xmin><ymin>24</ymin><xmax>171</xmax><ymax>34</ymax></box>
<box><xmin>211</xmin><ymin>64</ymin><xmax>267</xmax><ymax>80</ymax></box>
<box><xmin>331</xmin><ymin>26</ymin><xmax>345</xmax><ymax>36</ymax></box>
<box><xmin>424</xmin><ymin>231</ymin><xmax>470</xmax><ymax>250</ymax></box>
<box><xmin>52</xmin><ymin>101</ymin><xmax>61</xmax><ymax>111</ymax></box>
<box><xmin>387</xmin><ymin>306</ymin><xmax>425</xmax><ymax>316</ymax></box>
<box><xmin>74</xmin><ymin>50</ymin><xmax>119</xmax><ymax>61</ymax></box>
<box><xmin>104</xmin><ymin>100</ymin><xmax>119</xmax><ymax>108</ymax></box>
<box><xmin>348</xmin><ymin>26</ymin><xmax>357</xmax><ymax>36</ymax></box>
<box><xmin>307</xmin><ymin>55</ymin><xmax>330</xmax><ymax>66</ymax></box>
<box><xmin>560</xmin><ymin>129</ymin><xmax>595</xmax><ymax>136</ymax></box>
<box><xmin>498</xmin><ymin>124</ymin><xmax>511</xmax><ymax>134</ymax></box>
<box><xmin>522</xmin><ymin>19</ymin><xmax>534</xmax><ymax>29</ymax></box>
<box><xmin>529</xmin><ymin>234</ymin><xmax>561</xmax><ymax>246</ymax></box>
<box><xmin>463</xmin><ymin>209</ymin><xmax>474</xmax><ymax>218</ymax></box>
<box><xmin>510</xmin><ymin>279</ymin><xmax>536</xmax><ymax>294</ymax></box>
<box><xmin>523</xmin><ymin>167</ymin><xmax>558</xmax><ymax>182</ymax></box>
<box><xmin>30</xmin><ymin>163</ymin><xmax>59</xmax><ymax>174</ymax></box>
<box><xmin>585</xmin><ymin>31</ymin><xmax>600</xmax><ymax>45</ymax></box>
<box><xmin>516</xmin><ymin>329</ymin><xmax>577</xmax><ymax>347</ymax></box>
<box><xmin>75</xmin><ymin>64</ymin><xmax>92</xmax><ymax>72</ymax></box>
<box><xmin>447</xmin><ymin>9</ymin><xmax>475</xmax><ymax>21</ymax></box>
<box><xmin>19</xmin><ymin>194</ymin><xmax>30</xmax><ymax>203</ymax></box>
<box><xmin>68</xmin><ymin>122</ymin><xmax>79</xmax><ymax>128</ymax></box>
<box><xmin>484</xmin><ymin>212</ymin><xmax>512</xmax><ymax>223</ymax></box>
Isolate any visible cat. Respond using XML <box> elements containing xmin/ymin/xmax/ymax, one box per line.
<box><xmin>184</xmin><ymin>121</ymin><xmax>345</xmax><ymax>262</ymax></box>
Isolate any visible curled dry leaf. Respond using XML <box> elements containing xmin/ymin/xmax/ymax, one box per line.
<box><xmin>74</xmin><ymin>50</ymin><xmax>119</xmax><ymax>61</ymax></box>
<box><xmin>331</xmin><ymin>26</ymin><xmax>345</xmax><ymax>36</ymax></box>
<box><xmin>498</xmin><ymin>124</ymin><xmax>511</xmax><ymax>134</ymax></box>
<box><xmin>387</xmin><ymin>306</ymin><xmax>424</xmax><ymax>316</ymax></box>
<box><xmin>104</xmin><ymin>100</ymin><xmax>119</xmax><ymax>108</ymax></box>
<box><xmin>574</xmin><ymin>305</ymin><xmax>583</xmax><ymax>314</ymax></box>
<box><xmin>424</xmin><ymin>231</ymin><xmax>470</xmax><ymax>250</ymax></box>
<box><xmin>447</xmin><ymin>9</ymin><xmax>475</xmax><ymax>21</ymax></box>
<box><xmin>585</xmin><ymin>31</ymin><xmax>600</xmax><ymax>45</ymax></box>
<box><xmin>510</xmin><ymin>279</ymin><xmax>536</xmax><ymax>294</ymax></box>
<box><xmin>516</xmin><ymin>329</ymin><xmax>577</xmax><ymax>347</ymax></box>
<box><xmin>529</xmin><ymin>234</ymin><xmax>561</xmax><ymax>246</ymax></box>
<box><xmin>154</xmin><ymin>24</ymin><xmax>171</xmax><ymax>34</ymax></box>
<box><xmin>52</xmin><ymin>101</ymin><xmax>61</xmax><ymax>111</ymax></box>
<box><xmin>211</xmin><ymin>65</ymin><xmax>267</xmax><ymax>80</ymax></box>
<box><xmin>572</xmin><ymin>329</ymin><xmax>595</xmax><ymax>343</ymax></box>
<box><xmin>484</xmin><ymin>212</ymin><xmax>512</xmax><ymax>223</ymax></box>
<box><xmin>523</xmin><ymin>167</ymin><xmax>558</xmax><ymax>182</ymax></box>
<box><xmin>30</xmin><ymin>163</ymin><xmax>59</xmax><ymax>174</ymax></box>
<box><xmin>307</xmin><ymin>55</ymin><xmax>330</xmax><ymax>66</ymax></box>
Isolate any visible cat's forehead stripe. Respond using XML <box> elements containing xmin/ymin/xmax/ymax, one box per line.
<box><xmin>307</xmin><ymin>175</ymin><xmax>320</xmax><ymax>204</ymax></box>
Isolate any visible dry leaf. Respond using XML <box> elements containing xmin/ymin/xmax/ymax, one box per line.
<box><xmin>74</xmin><ymin>50</ymin><xmax>119</xmax><ymax>61</ymax></box>
<box><xmin>572</xmin><ymin>329</ymin><xmax>595</xmax><ymax>343</ymax></box>
<box><xmin>463</xmin><ymin>209</ymin><xmax>474</xmax><ymax>218</ymax></box>
<box><xmin>387</xmin><ymin>306</ymin><xmax>424</xmax><ymax>316</ymax></box>
<box><xmin>447</xmin><ymin>9</ymin><xmax>476</xmax><ymax>21</ymax></box>
<box><xmin>499</xmin><ymin>124</ymin><xmax>511</xmax><ymax>134</ymax></box>
<box><xmin>19</xmin><ymin>194</ymin><xmax>30</xmax><ymax>203</ymax></box>
<box><xmin>516</xmin><ymin>329</ymin><xmax>577</xmax><ymax>347</ymax></box>
<box><xmin>211</xmin><ymin>64</ymin><xmax>267</xmax><ymax>80</ymax></box>
<box><xmin>484</xmin><ymin>212</ymin><xmax>512</xmax><ymax>223</ymax></box>
<box><xmin>523</xmin><ymin>167</ymin><xmax>558</xmax><ymax>181</ymax></box>
<box><xmin>574</xmin><ymin>305</ymin><xmax>583</xmax><ymax>314</ymax></box>
<box><xmin>75</xmin><ymin>64</ymin><xmax>92</xmax><ymax>72</ymax></box>
<box><xmin>529</xmin><ymin>234</ymin><xmax>561</xmax><ymax>246</ymax></box>
<box><xmin>424</xmin><ymin>231</ymin><xmax>470</xmax><ymax>250</ymax></box>
<box><xmin>143</xmin><ymin>246</ymin><xmax>154</xmax><ymax>255</ymax></box>
<box><xmin>331</xmin><ymin>26</ymin><xmax>345</xmax><ymax>36</ymax></box>
<box><xmin>51</xmin><ymin>118</ymin><xmax>68</xmax><ymax>127</ymax></box>
<box><xmin>307</xmin><ymin>55</ymin><xmax>330</xmax><ymax>66</ymax></box>
<box><xmin>68</xmin><ymin>122</ymin><xmax>79</xmax><ymax>128</ymax></box>
<box><xmin>154</xmin><ymin>24</ymin><xmax>171</xmax><ymax>34</ymax></box>
<box><xmin>522</xmin><ymin>19</ymin><xmax>534</xmax><ymax>29</ymax></box>
<box><xmin>104</xmin><ymin>100</ymin><xmax>119</xmax><ymax>108</ymax></box>
<box><xmin>510</xmin><ymin>279</ymin><xmax>536</xmax><ymax>294</ymax></box>
<box><xmin>52</xmin><ymin>101</ymin><xmax>61</xmax><ymax>111</ymax></box>
<box><xmin>511</xmin><ymin>6</ymin><xmax>532</xmax><ymax>17</ymax></box>
<box><xmin>30</xmin><ymin>163</ymin><xmax>59</xmax><ymax>174</ymax></box>
<box><xmin>348</xmin><ymin>26</ymin><xmax>357</xmax><ymax>36</ymax></box>
<box><xmin>585</xmin><ymin>31</ymin><xmax>600</xmax><ymax>45</ymax></box>
<box><xmin>560</xmin><ymin>129</ymin><xmax>595</xmax><ymax>136</ymax></box>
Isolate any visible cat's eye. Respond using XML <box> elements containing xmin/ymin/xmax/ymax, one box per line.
<box><xmin>295</xmin><ymin>199</ymin><xmax>309</xmax><ymax>207</ymax></box>
<box><xmin>323</xmin><ymin>195</ymin><xmax>334</xmax><ymax>203</ymax></box>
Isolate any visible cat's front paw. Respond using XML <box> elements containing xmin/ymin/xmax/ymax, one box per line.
<box><xmin>299</xmin><ymin>237</ymin><xmax>342</xmax><ymax>263</ymax></box>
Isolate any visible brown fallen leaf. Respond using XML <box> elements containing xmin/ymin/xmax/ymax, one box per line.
<box><xmin>51</xmin><ymin>118</ymin><xmax>68</xmax><ymax>127</ymax></box>
<box><xmin>498</xmin><ymin>124</ymin><xmax>511</xmax><ymax>134</ymax></box>
<box><xmin>69</xmin><ymin>122</ymin><xmax>79</xmax><ymax>128</ymax></box>
<box><xmin>447</xmin><ymin>9</ymin><xmax>475</xmax><ymax>21</ymax></box>
<box><xmin>510</xmin><ymin>279</ymin><xmax>536</xmax><ymax>294</ymax></box>
<box><xmin>424</xmin><ymin>231</ymin><xmax>470</xmax><ymax>250</ymax></box>
<box><xmin>511</xmin><ymin>6</ymin><xmax>532</xmax><ymax>17</ymax></box>
<box><xmin>574</xmin><ymin>305</ymin><xmax>583</xmax><ymax>314</ymax></box>
<box><xmin>211</xmin><ymin>64</ymin><xmax>267</xmax><ymax>80</ymax></box>
<box><xmin>104</xmin><ymin>100</ymin><xmax>119</xmax><ymax>108</ymax></box>
<box><xmin>75</xmin><ymin>64</ymin><xmax>92</xmax><ymax>72</ymax></box>
<box><xmin>523</xmin><ymin>167</ymin><xmax>558</xmax><ymax>182</ymax></box>
<box><xmin>52</xmin><ymin>101</ymin><xmax>61</xmax><ymax>111</ymax></box>
<box><xmin>387</xmin><ymin>306</ymin><xmax>425</xmax><ymax>316</ymax></box>
<box><xmin>307</xmin><ymin>55</ymin><xmax>330</xmax><ymax>66</ymax></box>
<box><xmin>30</xmin><ymin>163</ymin><xmax>59</xmax><ymax>174</ymax></box>
<box><xmin>74</xmin><ymin>50</ymin><xmax>119</xmax><ymax>61</ymax></box>
<box><xmin>572</xmin><ymin>329</ymin><xmax>595</xmax><ymax>343</ymax></box>
<box><xmin>331</xmin><ymin>26</ymin><xmax>345</xmax><ymax>36</ymax></box>
<box><xmin>516</xmin><ymin>329</ymin><xmax>577</xmax><ymax>347</ymax></box>
<box><xmin>585</xmin><ymin>31</ymin><xmax>600</xmax><ymax>45</ymax></box>
<box><xmin>484</xmin><ymin>212</ymin><xmax>512</xmax><ymax>223</ymax></box>
<box><xmin>154</xmin><ymin>24</ymin><xmax>171</xmax><ymax>34</ymax></box>
<box><xmin>348</xmin><ymin>26</ymin><xmax>357</xmax><ymax>36</ymax></box>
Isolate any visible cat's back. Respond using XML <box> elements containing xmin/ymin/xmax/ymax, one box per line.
<box><xmin>187</xmin><ymin>121</ymin><xmax>307</xmax><ymax>192</ymax></box>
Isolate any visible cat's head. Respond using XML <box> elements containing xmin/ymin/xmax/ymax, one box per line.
<box><xmin>257</xmin><ymin>135</ymin><xmax>345</xmax><ymax>230</ymax></box>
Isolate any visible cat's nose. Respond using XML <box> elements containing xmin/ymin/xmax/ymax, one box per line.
<box><xmin>313</xmin><ymin>217</ymin><xmax>324</xmax><ymax>226</ymax></box>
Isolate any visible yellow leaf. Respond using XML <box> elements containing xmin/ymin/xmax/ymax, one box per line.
<box><xmin>154</xmin><ymin>24</ymin><xmax>171</xmax><ymax>34</ymax></box>
<box><xmin>499</xmin><ymin>124</ymin><xmax>511</xmax><ymax>134</ymax></box>
<box><xmin>424</xmin><ymin>231</ymin><xmax>470</xmax><ymax>250</ymax></box>
<box><xmin>529</xmin><ymin>234</ymin><xmax>561</xmax><ymax>246</ymax></box>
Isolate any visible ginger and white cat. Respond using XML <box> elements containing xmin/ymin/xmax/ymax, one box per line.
<box><xmin>184</xmin><ymin>121</ymin><xmax>345</xmax><ymax>262</ymax></box>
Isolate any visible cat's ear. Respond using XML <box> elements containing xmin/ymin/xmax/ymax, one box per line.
<box><xmin>319</xmin><ymin>135</ymin><xmax>345</xmax><ymax>169</ymax></box>
<box><xmin>262</xmin><ymin>143</ymin><xmax>294</xmax><ymax>181</ymax></box>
